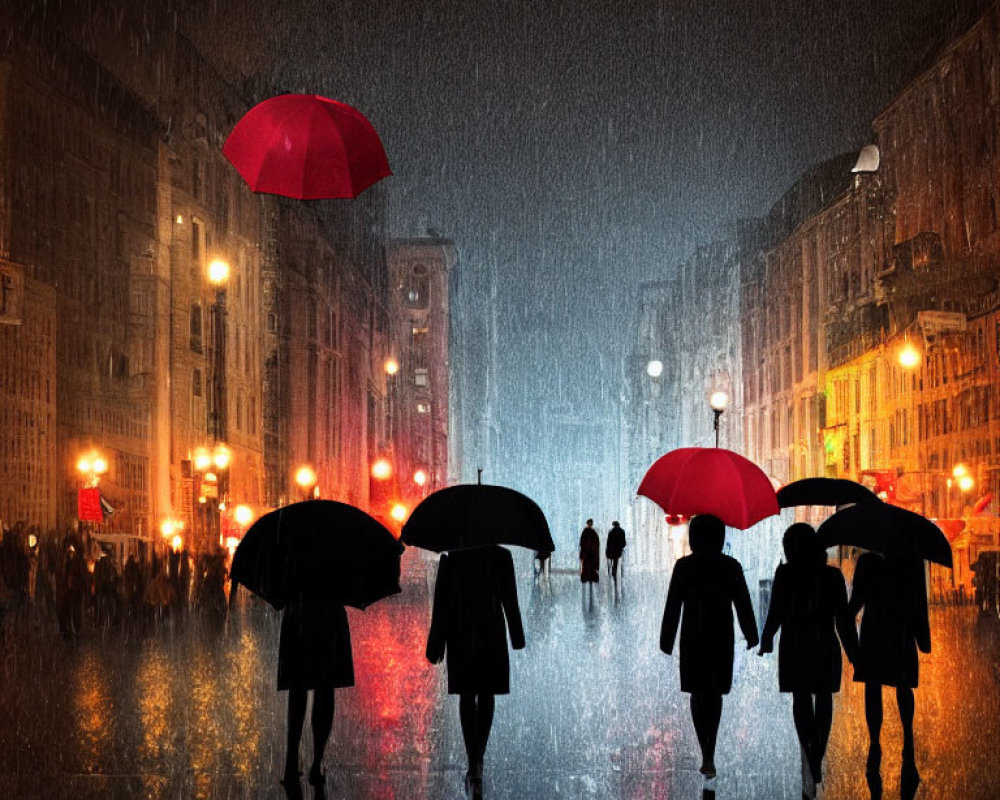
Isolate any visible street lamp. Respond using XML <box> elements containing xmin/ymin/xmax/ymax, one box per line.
<box><xmin>371</xmin><ymin>458</ymin><xmax>392</xmax><ymax>480</ymax></box>
<box><xmin>294</xmin><ymin>464</ymin><xmax>318</xmax><ymax>501</ymax></box>
<box><xmin>709</xmin><ymin>391</ymin><xmax>729</xmax><ymax>448</ymax></box>
<box><xmin>76</xmin><ymin>450</ymin><xmax>109</xmax><ymax>487</ymax></box>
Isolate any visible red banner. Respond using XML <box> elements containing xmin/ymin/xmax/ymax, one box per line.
<box><xmin>77</xmin><ymin>487</ymin><xmax>103</xmax><ymax>522</ymax></box>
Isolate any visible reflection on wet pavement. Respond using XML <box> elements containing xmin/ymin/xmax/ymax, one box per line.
<box><xmin>1</xmin><ymin>557</ymin><xmax>998</xmax><ymax>799</ymax></box>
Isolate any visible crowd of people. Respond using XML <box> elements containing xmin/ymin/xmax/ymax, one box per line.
<box><xmin>0</xmin><ymin>522</ymin><xmax>231</xmax><ymax>639</ymax></box>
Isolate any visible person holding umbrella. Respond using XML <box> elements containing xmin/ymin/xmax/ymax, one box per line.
<box><xmin>660</xmin><ymin>514</ymin><xmax>758</xmax><ymax>786</ymax></box>
<box><xmin>758</xmin><ymin>523</ymin><xmax>859</xmax><ymax>799</ymax></box>
<box><xmin>229</xmin><ymin>500</ymin><xmax>403</xmax><ymax>800</ymax></box>
<box><xmin>816</xmin><ymin>501</ymin><xmax>949</xmax><ymax>800</ymax></box>
<box><xmin>402</xmin><ymin>482</ymin><xmax>551</xmax><ymax>799</ymax></box>
<box><xmin>426</xmin><ymin>545</ymin><xmax>525</xmax><ymax>798</ymax></box>
<box><xmin>848</xmin><ymin>550</ymin><xmax>930</xmax><ymax>800</ymax></box>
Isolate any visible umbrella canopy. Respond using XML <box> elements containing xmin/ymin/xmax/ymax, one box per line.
<box><xmin>230</xmin><ymin>500</ymin><xmax>403</xmax><ymax>610</ymax></box>
<box><xmin>222</xmin><ymin>94</ymin><xmax>391</xmax><ymax>199</ymax></box>
<box><xmin>637</xmin><ymin>447</ymin><xmax>779</xmax><ymax>530</ymax></box>
<box><xmin>777</xmin><ymin>477</ymin><xmax>880</xmax><ymax>508</ymax></box>
<box><xmin>401</xmin><ymin>484</ymin><xmax>554</xmax><ymax>553</ymax></box>
<box><xmin>816</xmin><ymin>502</ymin><xmax>953</xmax><ymax>567</ymax></box>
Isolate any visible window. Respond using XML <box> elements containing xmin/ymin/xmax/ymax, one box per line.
<box><xmin>416</xmin><ymin>402</ymin><xmax>430</xmax><ymax>414</ymax></box>
<box><xmin>414</xmin><ymin>368</ymin><xmax>429</xmax><ymax>387</ymax></box>
<box><xmin>190</xmin><ymin>304</ymin><xmax>203</xmax><ymax>352</ymax></box>
<box><xmin>193</xmin><ymin>368</ymin><xmax>202</xmax><ymax>397</ymax></box>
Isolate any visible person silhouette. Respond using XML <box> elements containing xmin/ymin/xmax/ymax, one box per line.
<box><xmin>579</xmin><ymin>519</ymin><xmax>600</xmax><ymax>584</ymax></box>
<box><xmin>277</xmin><ymin>593</ymin><xmax>353</xmax><ymax>800</ymax></box>
<box><xmin>758</xmin><ymin>523</ymin><xmax>859</xmax><ymax>799</ymax></box>
<box><xmin>426</xmin><ymin>545</ymin><xmax>525</xmax><ymax>799</ymax></box>
<box><xmin>605</xmin><ymin>521</ymin><xmax>626</xmax><ymax>580</ymax></box>
<box><xmin>660</xmin><ymin>514</ymin><xmax>758</xmax><ymax>786</ymax></box>
<box><xmin>848</xmin><ymin>551</ymin><xmax>930</xmax><ymax>800</ymax></box>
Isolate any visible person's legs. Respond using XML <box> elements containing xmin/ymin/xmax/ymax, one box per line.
<box><xmin>284</xmin><ymin>687</ymin><xmax>308</xmax><ymax>780</ymax></box>
<box><xmin>473</xmin><ymin>693</ymin><xmax>495</xmax><ymax>776</ymax></box>
<box><xmin>814</xmin><ymin>691</ymin><xmax>833</xmax><ymax>781</ymax></box>
<box><xmin>791</xmin><ymin>691</ymin><xmax>817</xmax><ymax>774</ymax></box>
<box><xmin>459</xmin><ymin>693</ymin><xmax>478</xmax><ymax>776</ymax></box>
<box><xmin>310</xmin><ymin>686</ymin><xmax>335</xmax><ymax>781</ymax></box>
<box><xmin>690</xmin><ymin>692</ymin><xmax>723</xmax><ymax>777</ymax></box>
<box><xmin>863</xmin><ymin>683</ymin><xmax>883</xmax><ymax>798</ymax></box>
<box><xmin>896</xmin><ymin>686</ymin><xmax>920</xmax><ymax>796</ymax></box>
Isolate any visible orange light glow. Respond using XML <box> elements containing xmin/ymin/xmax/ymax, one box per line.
<box><xmin>390</xmin><ymin>503</ymin><xmax>408</xmax><ymax>522</ymax></box>
<box><xmin>413</xmin><ymin>469</ymin><xmax>428</xmax><ymax>487</ymax></box>
<box><xmin>371</xmin><ymin>459</ymin><xmax>392</xmax><ymax>480</ymax></box>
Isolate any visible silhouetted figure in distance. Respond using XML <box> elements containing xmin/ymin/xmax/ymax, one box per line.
<box><xmin>579</xmin><ymin>519</ymin><xmax>600</xmax><ymax>584</ymax></box>
<box><xmin>759</xmin><ymin>523</ymin><xmax>859</xmax><ymax>799</ymax></box>
<box><xmin>427</xmin><ymin>545</ymin><xmax>525</xmax><ymax>799</ymax></box>
<box><xmin>848</xmin><ymin>551</ymin><xmax>930</xmax><ymax>800</ymax></box>
<box><xmin>605</xmin><ymin>521</ymin><xmax>626</xmax><ymax>580</ymax></box>
<box><xmin>660</xmin><ymin>514</ymin><xmax>758</xmax><ymax>786</ymax></box>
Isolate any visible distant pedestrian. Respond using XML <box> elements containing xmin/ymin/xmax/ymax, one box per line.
<box><xmin>758</xmin><ymin>523</ymin><xmax>859</xmax><ymax>798</ymax></box>
<box><xmin>579</xmin><ymin>519</ymin><xmax>600</xmax><ymax>583</ymax></box>
<box><xmin>605</xmin><ymin>521</ymin><xmax>626</xmax><ymax>579</ymax></box>
<box><xmin>848</xmin><ymin>551</ymin><xmax>930</xmax><ymax>800</ymax></box>
<box><xmin>660</xmin><ymin>514</ymin><xmax>758</xmax><ymax>787</ymax></box>
<box><xmin>534</xmin><ymin>547</ymin><xmax>551</xmax><ymax>580</ymax></box>
<box><xmin>427</xmin><ymin>545</ymin><xmax>525</xmax><ymax>799</ymax></box>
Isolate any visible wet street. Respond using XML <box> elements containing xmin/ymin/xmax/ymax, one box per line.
<box><xmin>1</xmin><ymin>551</ymin><xmax>999</xmax><ymax>800</ymax></box>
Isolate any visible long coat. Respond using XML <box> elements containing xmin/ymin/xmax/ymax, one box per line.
<box><xmin>848</xmin><ymin>552</ymin><xmax>930</xmax><ymax>688</ymax></box>
<box><xmin>579</xmin><ymin>527</ymin><xmax>600</xmax><ymax>583</ymax></box>
<box><xmin>277</xmin><ymin>599</ymin><xmax>354</xmax><ymax>691</ymax></box>
<box><xmin>660</xmin><ymin>551</ymin><xmax>758</xmax><ymax>694</ymax></box>
<box><xmin>426</xmin><ymin>546</ymin><xmax>525</xmax><ymax>695</ymax></box>
<box><xmin>760</xmin><ymin>562</ymin><xmax>859</xmax><ymax>693</ymax></box>
<box><xmin>605</xmin><ymin>527</ymin><xmax>626</xmax><ymax>560</ymax></box>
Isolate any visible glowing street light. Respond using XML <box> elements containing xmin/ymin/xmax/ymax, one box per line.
<box><xmin>898</xmin><ymin>341</ymin><xmax>921</xmax><ymax>369</ymax></box>
<box><xmin>212</xmin><ymin>444</ymin><xmax>231</xmax><ymax>470</ymax></box>
<box><xmin>709</xmin><ymin>391</ymin><xmax>729</xmax><ymax>448</ymax></box>
<box><xmin>207</xmin><ymin>258</ymin><xmax>230</xmax><ymax>285</ymax></box>
<box><xmin>76</xmin><ymin>449</ymin><xmax>109</xmax><ymax>486</ymax></box>
<box><xmin>371</xmin><ymin>458</ymin><xmax>392</xmax><ymax>480</ymax></box>
<box><xmin>390</xmin><ymin>503</ymin><xmax>408</xmax><ymax>523</ymax></box>
<box><xmin>646</xmin><ymin>359</ymin><xmax>663</xmax><ymax>378</ymax></box>
<box><xmin>384</xmin><ymin>358</ymin><xmax>399</xmax><ymax>376</ymax></box>
<box><xmin>413</xmin><ymin>469</ymin><xmax>428</xmax><ymax>487</ymax></box>
<box><xmin>294</xmin><ymin>464</ymin><xmax>318</xmax><ymax>500</ymax></box>
<box><xmin>233</xmin><ymin>504</ymin><xmax>254</xmax><ymax>527</ymax></box>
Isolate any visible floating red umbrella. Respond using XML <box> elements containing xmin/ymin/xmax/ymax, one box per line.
<box><xmin>637</xmin><ymin>447</ymin><xmax>779</xmax><ymax>529</ymax></box>
<box><xmin>223</xmin><ymin>94</ymin><xmax>391</xmax><ymax>200</ymax></box>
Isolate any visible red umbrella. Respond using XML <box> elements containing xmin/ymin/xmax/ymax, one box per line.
<box><xmin>637</xmin><ymin>447</ymin><xmax>779</xmax><ymax>529</ymax></box>
<box><xmin>222</xmin><ymin>94</ymin><xmax>391</xmax><ymax>199</ymax></box>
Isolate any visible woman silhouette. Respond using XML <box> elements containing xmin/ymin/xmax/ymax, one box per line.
<box><xmin>759</xmin><ymin>523</ymin><xmax>859</xmax><ymax>799</ymax></box>
<box><xmin>848</xmin><ymin>551</ymin><xmax>930</xmax><ymax>800</ymax></box>
<box><xmin>660</xmin><ymin>514</ymin><xmax>758</xmax><ymax>785</ymax></box>
<box><xmin>278</xmin><ymin>593</ymin><xmax>353</xmax><ymax>800</ymax></box>
<box><xmin>427</xmin><ymin>545</ymin><xmax>525</xmax><ymax>799</ymax></box>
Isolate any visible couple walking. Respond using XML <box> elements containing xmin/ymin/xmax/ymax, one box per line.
<box><xmin>661</xmin><ymin>515</ymin><xmax>930</xmax><ymax>800</ymax></box>
<box><xmin>579</xmin><ymin>519</ymin><xmax>627</xmax><ymax>582</ymax></box>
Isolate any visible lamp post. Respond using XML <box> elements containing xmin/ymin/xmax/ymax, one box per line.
<box><xmin>709</xmin><ymin>391</ymin><xmax>729</xmax><ymax>448</ymax></box>
<box><xmin>207</xmin><ymin>259</ymin><xmax>230</xmax><ymax>443</ymax></box>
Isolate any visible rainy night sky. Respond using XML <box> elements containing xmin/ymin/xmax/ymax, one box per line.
<box><xmin>180</xmin><ymin>0</ymin><xmax>987</xmax><ymax>505</ymax></box>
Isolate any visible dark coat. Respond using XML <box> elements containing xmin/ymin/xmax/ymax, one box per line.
<box><xmin>426</xmin><ymin>546</ymin><xmax>525</xmax><ymax>695</ymax></box>
<box><xmin>760</xmin><ymin>562</ymin><xmax>859</xmax><ymax>693</ymax></box>
<box><xmin>277</xmin><ymin>599</ymin><xmax>354</xmax><ymax>690</ymax></box>
<box><xmin>605</xmin><ymin>526</ymin><xmax>626</xmax><ymax>560</ymax></box>
<box><xmin>848</xmin><ymin>552</ymin><xmax>930</xmax><ymax>688</ymax></box>
<box><xmin>660</xmin><ymin>523</ymin><xmax>758</xmax><ymax>695</ymax></box>
<box><xmin>579</xmin><ymin>527</ymin><xmax>600</xmax><ymax>582</ymax></box>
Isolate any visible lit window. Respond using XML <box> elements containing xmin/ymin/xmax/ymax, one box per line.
<box><xmin>414</xmin><ymin>368</ymin><xmax>429</xmax><ymax>387</ymax></box>
<box><xmin>416</xmin><ymin>402</ymin><xmax>430</xmax><ymax>414</ymax></box>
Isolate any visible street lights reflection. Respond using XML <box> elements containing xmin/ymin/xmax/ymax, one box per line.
<box><xmin>294</xmin><ymin>464</ymin><xmax>318</xmax><ymax>501</ymax></box>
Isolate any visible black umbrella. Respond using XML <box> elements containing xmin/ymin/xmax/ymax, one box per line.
<box><xmin>777</xmin><ymin>477</ymin><xmax>880</xmax><ymax>508</ymax></box>
<box><xmin>230</xmin><ymin>500</ymin><xmax>403</xmax><ymax>610</ymax></box>
<box><xmin>401</xmin><ymin>484</ymin><xmax>554</xmax><ymax>553</ymax></box>
<box><xmin>816</xmin><ymin>502</ymin><xmax>953</xmax><ymax>567</ymax></box>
